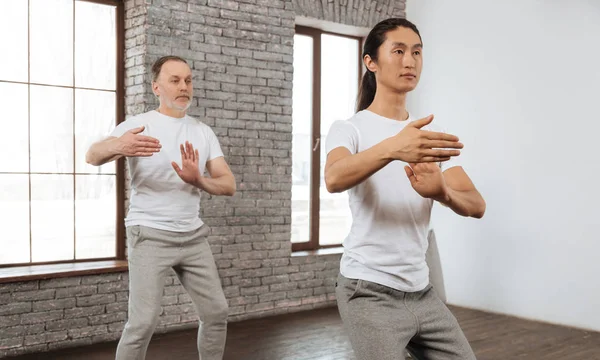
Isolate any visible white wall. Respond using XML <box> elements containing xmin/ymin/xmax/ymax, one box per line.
<box><xmin>407</xmin><ymin>0</ymin><xmax>600</xmax><ymax>331</ymax></box>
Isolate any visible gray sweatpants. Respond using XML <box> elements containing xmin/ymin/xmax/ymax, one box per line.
<box><xmin>336</xmin><ymin>274</ymin><xmax>476</xmax><ymax>360</ymax></box>
<box><xmin>116</xmin><ymin>225</ymin><xmax>228</xmax><ymax>360</ymax></box>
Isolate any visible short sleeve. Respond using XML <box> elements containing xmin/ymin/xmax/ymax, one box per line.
<box><xmin>205</xmin><ymin>127</ymin><xmax>224</xmax><ymax>161</ymax></box>
<box><xmin>325</xmin><ymin>120</ymin><xmax>359</xmax><ymax>155</ymax></box>
<box><xmin>109</xmin><ymin>118</ymin><xmax>141</xmax><ymax>138</ymax></box>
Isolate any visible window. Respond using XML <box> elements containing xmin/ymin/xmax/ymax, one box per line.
<box><xmin>291</xmin><ymin>26</ymin><xmax>361</xmax><ymax>251</ymax></box>
<box><xmin>0</xmin><ymin>0</ymin><xmax>124</xmax><ymax>267</ymax></box>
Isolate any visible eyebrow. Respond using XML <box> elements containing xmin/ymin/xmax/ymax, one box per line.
<box><xmin>169</xmin><ymin>75</ymin><xmax>192</xmax><ymax>79</ymax></box>
<box><xmin>391</xmin><ymin>42</ymin><xmax>423</xmax><ymax>49</ymax></box>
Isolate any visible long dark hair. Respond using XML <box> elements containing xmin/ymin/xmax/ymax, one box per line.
<box><xmin>356</xmin><ymin>18</ymin><xmax>422</xmax><ymax>112</ymax></box>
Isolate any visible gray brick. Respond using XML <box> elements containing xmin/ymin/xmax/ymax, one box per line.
<box><xmin>238</xmin><ymin>75</ymin><xmax>267</xmax><ymax>86</ymax></box>
<box><xmin>0</xmin><ymin>302</ymin><xmax>31</xmax><ymax>316</ymax></box>
<box><xmin>11</xmin><ymin>289</ymin><xmax>55</xmax><ymax>302</ymax></box>
<box><xmin>245</xmin><ymin>302</ymin><xmax>274</xmax><ymax>313</ymax></box>
<box><xmin>76</xmin><ymin>294</ymin><xmax>116</xmax><ymax>307</ymax></box>
<box><xmin>68</xmin><ymin>325</ymin><xmax>108</xmax><ymax>339</ymax></box>
<box><xmin>190</xmin><ymin>23</ymin><xmax>223</xmax><ymax>36</ymax></box>
<box><xmin>20</xmin><ymin>310</ymin><xmax>63</xmax><ymax>325</ymax></box>
<box><xmin>1</xmin><ymin>293</ymin><xmax>12</xmax><ymax>304</ymax></box>
<box><xmin>259</xmin><ymin>291</ymin><xmax>287</xmax><ymax>302</ymax></box>
<box><xmin>239</xmin><ymin>3</ymin><xmax>269</xmax><ymax>15</ymax></box>
<box><xmin>64</xmin><ymin>305</ymin><xmax>105</xmax><ymax>319</ymax></box>
<box><xmin>205</xmin><ymin>16</ymin><xmax>237</xmax><ymax>29</ymax></box>
<box><xmin>32</xmin><ymin>298</ymin><xmax>76</xmax><ymax>312</ymax></box>
<box><xmin>107</xmin><ymin>302</ymin><xmax>129</xmax><ymax>314</ymax></box>
<box><xmin>208</xmin><ymin>0</ymin><xmax>240</xmax><ymax>10</ymax></box>
<box><xmin>224</xmin><ymin>101</ymin><xmax>255</xmax><ymax>111</ymax></box>
<box><xmin>237</xmin><ymin>112</ymin><xmax>265</xmax><ymax>122</ymax></box>
<box><xmin>220</xmin><ymin>9</ymin><xmax>253</xmax><ymax>22</ymax></box>
<box><xmin>0</xmin><ymin>315</ymin><xmax>21</xmax><ymax>327</ymax></box>
<box><xmin>89</xmin><ymin>312</ymin><xmax>127</xmax><ymax>325</ymax></box>
<box><xmin>163</xmin><ymin>304</ymin><xmax>195</xmax><ymax>316</ymax></box>
<box><xmin>24</xmin><ymin>331</ymin><xmax>68</xmax><ymax>346</ymax></box>
<box><xmin>40</xmin><ymin>277</ymin><xmax>81</xmax><ymax>289</ymax></box>
<box><xmin>0</xmin><ymin>336</ymin><xmax>22</xmax><ymax>350</ymax></box>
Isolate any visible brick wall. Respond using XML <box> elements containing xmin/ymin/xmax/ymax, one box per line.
<box><xmin>0</xmin><ymin>0</ymin><xmax>406</xmax><ymax>357</ymax></box>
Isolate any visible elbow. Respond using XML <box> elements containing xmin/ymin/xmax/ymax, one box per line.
<box><xmin>471</xmin><ymin>199</ymin><xmax>486</xmax><ymax>219</ymax></box>
<box><xmin>324</xmin><ymin>173</ymin><xmax>343</xmax><ymax>193</ymax></box>
<box><xmin>225</xmin><ymin>178</ymin><xmax>237</xmax><ymax>196</ymax></box>
<box><xmin>85</xmin><ymin>151</ymin><xmax>99</xmax><ymax>166</ymax></box>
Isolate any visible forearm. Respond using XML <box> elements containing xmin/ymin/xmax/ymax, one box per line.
<box><xmin>325</xmin><ymin>142</ymin><xmax>393</xmax><ymax>193</ymax></box>
<box><xmin>438</xmin><ymin>188</ymin><xmax>486</xmax><ymax>218</ymax></box>
<box><xmin>194</xmin><ymin>174</ymin><xmax>236</xmax><ymax>196</ymax></box>
<box><xmin>86</xmin><ymin>137</ymin><xmax>122</xmax><ymax>166</ymax></box>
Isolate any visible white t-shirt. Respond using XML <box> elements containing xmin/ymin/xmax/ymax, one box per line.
<box><xmin>325</xmin><ymin>110</ymin><xmax>460</xmax><ymax>292</ymax></box>
<box><xmin>110</xmin><ymin>110</ymin><xmax>224</xmax><ymax>232</ymax></box>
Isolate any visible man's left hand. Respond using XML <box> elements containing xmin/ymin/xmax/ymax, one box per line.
<box><xmin>172</xmin><ymin>141</ymin><xmax>202</xmax><ymax>186</ymax></box>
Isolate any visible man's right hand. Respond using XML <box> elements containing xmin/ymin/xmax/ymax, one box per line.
<box><xmin>384</xmin><ymin>115</ymin><xmax>463</xmax><ymax>163</ymax></box>
<box><xmin>115</xmin><ymin>126</ymin><xmax>161</xmax><ymax>157</ymax></box>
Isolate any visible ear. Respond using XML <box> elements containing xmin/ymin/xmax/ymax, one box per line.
<box><xmin>152</xmin><ymin>81</ymin><xmax>159</xmax><ymax>97</ymax></box>
<box><xmin>364</xmin><ymin>54</ymin><xmax>378</xmax><ymax>74</ymax></box>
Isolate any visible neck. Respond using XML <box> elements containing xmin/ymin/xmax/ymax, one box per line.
<box><xmin>367</xmin><ymin>88</ymin><xmax>409</xmax><ymax>121</ymax></box>
<box><xmin>157</xmin><ymin>105</ymin><xmax>186</xmax><ymax>118</ymax></box>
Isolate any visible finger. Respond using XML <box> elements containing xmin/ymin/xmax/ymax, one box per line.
<box><xmin>180</xmin><ymin>144</ymin><xmax>186</xmax><ymax>159</ymax></box>
<box><xmin>186</xmin><ymin>141</ymin><xmax>193</xmax><ymax>160</ymax></box>
<box><xmin>133</xmin><ymin>152</ymin><xmax>156</xmax><ymax>157</ymax></box>
<box><xmin>421</xmin><ymin>130</ymin><xmax>459</xmax><ymax>142</ymax></box>
<box><xmin>424</xmin><ymin>140</ymin><xmax>463</xmax><ymax>149</ymax></box>
<box><xmin>136</xmin><ymin>135</ymin><xmax>161</xmax><ymax>144</ymax></box>
<box><xmin>404</xmin><ymin>165</ymin><xmax>417</xmax><ymax>184</ymax></box>
<box><xmin>423</xmin><ymin>149</ymin><xmax>461</xmax><ymax>157</ymax></box>
<box><xmin>408</xmin><ymin>114</ymin><xmax>434</xmax><ymax>129</ymax></box>
<box><xmin>195</xmin><ymin>149</ymin><xmax>199</xmax><ymax>163</ymax></box>
<box><xmin>417</xmin><ymin>156</ymin><xmax>451</xmax><ymax>162</ymax></box>
<box><xmin>171</xmin><ymin>161</ymin><xmax>182</xmax><ymax>174</ymax></box>
<box><xmin>129</xmin><ymin>125</ymin><xmax>145</xmax><ymax>134</ymax></box>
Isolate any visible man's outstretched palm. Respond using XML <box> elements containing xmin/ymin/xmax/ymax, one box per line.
<box><xmin>172</xmin><ymin>141</ymin><xmax>201</xmax><ymax>185</ymax></box>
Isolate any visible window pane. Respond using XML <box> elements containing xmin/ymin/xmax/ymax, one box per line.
<box><xmin>75</xmin><ymin>1</ymin><xmax>116</xmax><ymax>90</ymax></box>
<box><xmin>75</xmin><ymin>89</ymin><xmax>116</xmax><ymax>174</ymax></box>
<box><xmin>75</xmin><ymin>175</ymin><xmax>116</xmax><ymax>259</ymax></box>
<box><xmin>0</xmin><ymin>175</ymin><xmax>30</xmax><ymax>265</ymax></box>
<box><xmin>0</xmin><ymin>83</ymin><xmax>29</xmax><ymax>172</ymax></box>
<box><xmin>291</xmin><ymin>34</ymin><xmax>313</xmax><ymax>244</ymax></box>
<box><xmin>31</xmin><ymin>174</ymin><xmax>74</xmax><ymax>262</ymax></box>
<box><xmin>30</xmin><ymin>85</ymin><xmax>74</xmax><ymax>173</ymax></box>
<box><xmin>30</xmin><ymin>0</ymin><xmax>73</xmax><ymax>86</ymax></box>
<box><xmin>319</xmin><ymin>34</ymin><xmax>359</xmax><ymax>246</ymax></box>
<box><xmin>0</xmin><ymin>0</ymin><xmax>28</xmax><ymax>82</ymax></box>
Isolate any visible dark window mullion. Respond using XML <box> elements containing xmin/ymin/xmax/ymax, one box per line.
<box><xmin>73</xmin><ymin>0</ymin><xmax>77</xmax><ymax>261</ymax></box>
<box><xmin>309</xmin><ymin>29</ymin><xmax>322</xmax><ymax>251</ymax></box>
<box><xmin>27</xmin><ymin>0</ymin><xmax>32</xmax><ymax>264</ymax></box>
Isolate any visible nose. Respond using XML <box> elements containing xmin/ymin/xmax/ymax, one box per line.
<box><xmin>403</xmin><ymin>52</ymin><xmax>416</xmax><ymax>68</ymax></box>
<box><xmin>178</xmin><ymin>80</ymin><xmax>188</xmax><ymax>91</ymax></box>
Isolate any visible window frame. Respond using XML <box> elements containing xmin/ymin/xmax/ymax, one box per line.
<box><xmin>0</xmin><ymin>0</ymin><xmax>126</xmax><ymax>275</ymax></box>
<box><xmin>292</xmin><ymin>25</ymin><xmax>363</xmax><ymax>252</ymax></box>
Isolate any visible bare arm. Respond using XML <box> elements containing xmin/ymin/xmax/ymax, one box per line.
<box><xmin>85</xmin><ymin>137</ymin><xmax>123</xmax><ymax>166</ymax></box>
<box><xmin>324</xmin><ymin>115</ymin><xmax>463</xmax><ymax>193</ymax></box>
<box><xmin>85</xmin><ymin>126</ymin><xmax>161</xmax><ymax>166</ymax></box>
<box><xmin>438</xmin><ymin>166</ymin><xmax>486</xmax><ymax>218</ymax></box>
<box><xmin>324</xmin><ymin>145</ymin><xmax>392</xmax><ymax>193</ymax></box>
<box><xmin>194</xmin><ymin>157</ymin><xmax>236</xmax><ymax>196</ymax></box>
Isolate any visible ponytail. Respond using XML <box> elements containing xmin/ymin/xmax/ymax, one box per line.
<box><xmin>356</xmin><ymin>70</ymin><xmax>377</xmax><ymax>112</ymax></box>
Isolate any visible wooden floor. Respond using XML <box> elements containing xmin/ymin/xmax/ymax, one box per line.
<box><xmin>8</xmin><ymin>305</ymin><xmax>600</xmax><ymax>360</ymax></box>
